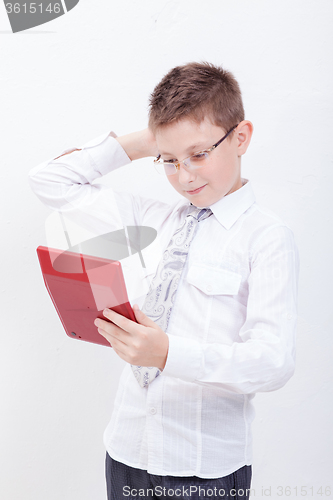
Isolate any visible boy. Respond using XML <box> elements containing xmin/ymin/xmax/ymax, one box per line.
<box><xmin>29</xmin><ymin>62</ymin><xmax>299</xmax><ymax>499</ymax></box>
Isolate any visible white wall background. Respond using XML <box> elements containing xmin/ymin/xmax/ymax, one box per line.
<box><xmin>1</xmin><ymin>1</ymin><xmax>332</xmax><ymax>499</ymax></box>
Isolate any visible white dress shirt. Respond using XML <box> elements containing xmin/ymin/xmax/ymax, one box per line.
<box><xmin>29</xmin><ymin>131</ymin><xmax>300</xmax><ymax>479</ymax></box>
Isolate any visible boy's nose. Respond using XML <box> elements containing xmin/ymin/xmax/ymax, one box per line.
<box><xmin>177</xmin><ymin>164</ymin><xmax>196</xmax><ymax>184</ymax></box>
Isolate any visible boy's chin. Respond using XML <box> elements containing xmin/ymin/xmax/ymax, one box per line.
<box><xmin>183</xmin><ymin>195</ymin><xmax>212</xmax><ymax>208</ymax></box>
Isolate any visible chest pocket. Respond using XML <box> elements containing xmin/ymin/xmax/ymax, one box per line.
<box><xmin>186</xmin><ymin>264</ymin><xmax>242</xmax><ymax>296</ymax></box>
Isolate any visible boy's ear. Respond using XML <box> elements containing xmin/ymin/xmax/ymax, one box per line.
<box><xmin>235</xmin><ymin>120</ymin><xmax>253</xmax><ymax>157</ymax></box>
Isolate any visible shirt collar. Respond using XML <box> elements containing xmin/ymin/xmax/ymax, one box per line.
<box><xmin>207</xmin><ymin>178</ymin><xmax>256</xmax><ymax>230</ymax></box>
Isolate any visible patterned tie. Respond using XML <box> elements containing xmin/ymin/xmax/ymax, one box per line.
<box><xmin>131</xmin><ymin>204</ymin><xmax>213</xmax><ymax>388</ymax></box>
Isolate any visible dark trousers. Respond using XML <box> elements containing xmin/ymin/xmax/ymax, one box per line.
<box><xmin>105</xmin><ymin>453</ymin><xmax>252</xmax><ymax>500</ymax></box>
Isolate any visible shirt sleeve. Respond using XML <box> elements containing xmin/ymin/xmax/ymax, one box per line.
<box><xmin>162</xmin><ymin>224</ymin><xmax>300</xmax><ymax>394</ymax></box>
<box><xmin>28</xmin><ymin>131</ymin><xmax>181</xmax><ymax>235</ymax></box>
<box><xmin>28</xmin><ymin>132</ymin><xmax>141</xmax><ymax>232</ymax></box>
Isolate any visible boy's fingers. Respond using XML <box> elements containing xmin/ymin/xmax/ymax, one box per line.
<box><xmin>102</xmin><ymin>306</ymin><xmax>157</xmax><ymax>333</ymax></box>
<box><xmin>98</xmin><ymin>328</ymin><xmax>127</xmax><ymax>355</ymax></box>
<box><xmin>102</xmin><ymin>308</ymin><xmax>136</xmax><ymax>334</ymax></box>
<box><xmin>95</xmin><ymin>318</ymin><xmax>129</xmax><ymax>344</ymax></box>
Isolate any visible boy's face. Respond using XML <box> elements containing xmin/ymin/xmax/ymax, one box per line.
<box><xmin>155</xmin><ymin>117</ymin><xmax>252</xmax><ymax>208</ymax></box>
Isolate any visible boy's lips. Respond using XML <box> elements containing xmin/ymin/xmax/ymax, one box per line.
<box><xmin>185</xmin><ymin>184</ymin><xmax>207</xmax><ymax>195</ymax></box>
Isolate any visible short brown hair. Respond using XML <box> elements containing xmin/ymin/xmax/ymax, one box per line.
<box><xmin>148</xmin><ymin>62</ymin><xmax>244</xmax><ymax>133</ymax></box>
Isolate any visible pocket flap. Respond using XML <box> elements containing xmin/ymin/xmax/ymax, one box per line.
<box><xmin>187</xmin><ymin>264</ymin><xmax>242</xmax><ymax>296</ymax></box>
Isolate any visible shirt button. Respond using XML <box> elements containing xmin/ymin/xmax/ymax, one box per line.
<box><xmin>206</xmin><ymin>284</ymin><xmax>212</xmax><ymax>292</ymax></box>
<box><xmin>149</xmin><ymin>407</ymin><xmax>157</xmax><ymax>415</ymax></box>
<box><xmin>287</xmin><ymin>313</ymin><xmax>292</xmax><ymax>320</ymax></box>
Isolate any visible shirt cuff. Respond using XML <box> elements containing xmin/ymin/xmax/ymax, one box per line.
<box><xmin>79</xmin><ymin>131</ymin><xmax>132</xmax><ymax>176</ymax></box>
<box><xmin>162</xmin><ymin>334</ymin><xmax>203</xmax><ymax>382</ymax></box>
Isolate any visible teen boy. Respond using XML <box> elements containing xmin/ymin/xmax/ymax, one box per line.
<box><xmin>29</xmin><ymin>62</ymin><xmax>299</xmax><ymax>499</ymax></box>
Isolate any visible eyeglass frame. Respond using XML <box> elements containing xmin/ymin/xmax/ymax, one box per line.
<box><xmin>153</xmin><ymin>123</ymin><xmax>239</xmax><ymax>175</ymax></box>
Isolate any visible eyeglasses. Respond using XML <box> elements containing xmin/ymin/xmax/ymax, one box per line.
<box><xmin>153</xmin><ymin>124</ymin><xmax>238</xmax><ymax>176</ymax></box>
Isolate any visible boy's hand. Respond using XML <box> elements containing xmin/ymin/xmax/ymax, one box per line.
<box><xmin>115</xmin><ymin>128</ymin><xmax>159</xmax><ymax>161</ymax></box>
<box><xmin>94</xmin><ymin>305</ymin><xmax>169</xmax><ymax>371</ymax></box>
